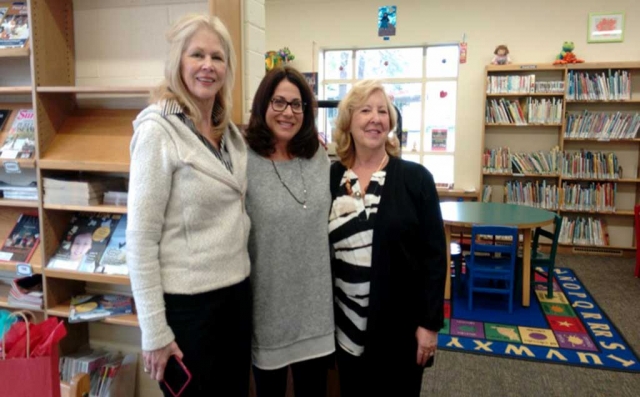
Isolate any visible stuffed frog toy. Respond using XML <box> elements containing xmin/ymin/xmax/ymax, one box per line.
<box><xmin>553</xmin><ymin>41</ymin><xmax>584</xmax><ymax>64</ymax></box>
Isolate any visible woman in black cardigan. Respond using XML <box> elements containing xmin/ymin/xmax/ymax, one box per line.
<box><xmin>328</xmin><ymin>80</ymin><xmax>447</xmax><ymax>397</ymax></box>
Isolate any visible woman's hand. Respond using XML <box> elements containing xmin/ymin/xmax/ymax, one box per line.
<box><xmin>415</xmin><ymin>326</ymin><xmax>438</xmax><ymax>366</ymax></box>
<box><xmin>143</xmin><ymin>341</ymin><xmax>184</xmax><ymax>381</ymax></box>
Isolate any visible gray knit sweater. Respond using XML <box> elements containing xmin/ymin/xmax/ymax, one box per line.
<box><xmin>246</xmin><ymin>147</ymin><xmax>335</xmax><ymax>369</ymax></box>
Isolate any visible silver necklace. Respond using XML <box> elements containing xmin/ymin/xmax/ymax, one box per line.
<box><xmin>271</xmin><ymin>158</ymin><xmax>308</xmax><ymax>209</ymax></box>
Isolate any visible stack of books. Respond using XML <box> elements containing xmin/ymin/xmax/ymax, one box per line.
<box><xmin>103</xmin><ymin>191</ymin><xmax>128</xmax><ymax>206</ymax></box>
<box><xmin>7</xmin><ymin>274</ymin><xmax>43</xmax><ymax>310</ymax></box>
<box><xmin>43</xmin><ymin>176</ymin><xmax>126</xmax><ymax>206</ymax></box>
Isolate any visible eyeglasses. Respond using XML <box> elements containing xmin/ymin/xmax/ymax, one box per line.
<box><xmin>270</xmin><ymin>97</ymin><xmax>306</xmax><ymax>114</ymax></box>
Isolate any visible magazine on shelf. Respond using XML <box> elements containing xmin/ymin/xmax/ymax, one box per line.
<box><xmin>0</xmin><ymin>213</ymin><xmax>39</xmax><ymax>263</ymax></box>
<box><xmin>98</xmin><ymin>215</ymin><xmax>128</xmax><ymax>275</ymax></box>
<box><xmin>8</xmin><ymin>273</ymin><xmax>43</xmax><ymax>309</ymax></box>
<box><xmin>47</xmin><ymin>213</ymin><xmax>121</xmax><ymax>272</ymax></box>
<box><xmin>0</xmin><ymin>108</ymin><xmax>34</xmax><ymax>159</ymax></box>
<box><xmin>0</xmin><ymin>2</ymin><xmax>29</xmax><ymax>49</ymax></box>
<box><xmin>69</xmin><ymin>294</ymin><xmax>134</xmax><ymax>323</ymax></box>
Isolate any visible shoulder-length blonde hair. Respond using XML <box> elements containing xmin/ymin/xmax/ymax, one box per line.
<box><xmin>151</xmin><ymin>13</ymin><xmax>236</xmax><ymax>139</ymax></box>
<box><xmin>333</xmin><ymin>80</ymin><xmax>400</xmax><ymax>168</ymax></box>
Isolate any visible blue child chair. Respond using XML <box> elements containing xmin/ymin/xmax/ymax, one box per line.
<box><xmin>466</xmin><ymin>225</ymin><xmax>519</xmax><ymax>313</ymax></box>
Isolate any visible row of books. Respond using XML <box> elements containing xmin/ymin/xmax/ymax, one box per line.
<box><xmin>43</xmin><ymin>175</ymin><xmax>127</xmax><ymax>206</ymax></box>
<box><xmin>485</xmin><ymin>98</ymin><xmax>563</xmax><ymax>125</ymax></box>
<box><xmin>483</xmin><ymin>147</ymin><xmax>561</xmax><ymax>175</ymax></box>
<box><xmin>534</xmin><ymin>81</ymin><xmax>565</xmax><ymax>94</ymax></box>
<box><xmin>487</xmin><ymin>75</ymin><xmax>535</xmax><ymax>94</ymax></box>
<box><xmin>559</xmin><ymin>151</ymin><xmax>620</xmax><ymax>180</ymax></box>
<box><xmin>494</xmin><ymin>180</ymin><xmax>618</xmax><ymax>212</ymax></box>
<box><xmin>0</xmin><ymin>108</ymin><xmax>35</xmax><ymax>160</ymax></box>
<box><xmin>0</xmin><ymin>2</ymin><xmax>28</xmax><ymax>49</ymax></box>
<box><xmin>47</xmin><ymin>213</ymin><xmax>128</xmax><ymax>276</ymax></box>
<box><xmin>486</xmin><ymin>75</ymin><xmax>565</xmax><ymax>95</ymax></box>
<box><xmin>503</xmin><ymin>180</ymin><xmax>559</xmax><ymax>210</ymax></box>
<box><xmin>564</xmin><ymin>111</ymin><xmax>640</xmax><ymax>139</ymax></box>
<box><xmin>483</xmin><ymin>148</ymin><xmax>622</xmax><ymax>179</ymax></box>
<box><xmin>558</xmin><ymin>216</ymin><xmax>609</xmax><ymax>247</ymax></box>
<box><xmin>567</xmin><ymin>70</ymin><xmax>631</xmax><ymax>101</ymax></box>
<box><xmin>559</xmin><ymin>182</ymin><xmax>617</xmax><ymax>212</ymax></box>
<box><xmin>60</xmin><ymin>349</ymin><xmax>137</xmax><ymax>397</ymax></box>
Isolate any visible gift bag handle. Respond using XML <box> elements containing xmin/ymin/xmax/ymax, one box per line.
<box><xmin>1</xmin><ymin>310</ymin><xmax>36</xmax><ymax>360</ymax></box>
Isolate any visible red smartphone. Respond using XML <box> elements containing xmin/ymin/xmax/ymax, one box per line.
<box><xmin>163</xmin><ymin>355</ymin><xmax>192</xmax><ymax>397</ymax></box>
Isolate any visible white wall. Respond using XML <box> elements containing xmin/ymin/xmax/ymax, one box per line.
<box><xmin>265</xmin><ymin>0</ymin><xmax>640</xmax><ymax>189</ymax></box>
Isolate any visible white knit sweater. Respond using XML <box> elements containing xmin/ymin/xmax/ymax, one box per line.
<box><xmin>127</xmin><ymin>103</ymin><xmax>251</xmax><ymax>350</ymax></box>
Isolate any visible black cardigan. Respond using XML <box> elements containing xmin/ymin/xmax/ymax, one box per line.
<box><xmin>330</xmin><ymin>156</ymin><xmax>447</xmax><ymax>366</ymax></box>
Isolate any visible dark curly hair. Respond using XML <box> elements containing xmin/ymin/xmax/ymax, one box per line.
<box><xmin>245</xmin><ymin>65</ymin><xmax>318</xmax><ymax>159</ymax></box>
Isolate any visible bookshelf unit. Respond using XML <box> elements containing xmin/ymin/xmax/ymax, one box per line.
<box><xmin>481</xmin><ymin>62</ymin><xmax>640</xmax><ymax>256</ymax></box>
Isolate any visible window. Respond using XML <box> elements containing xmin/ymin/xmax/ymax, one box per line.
<box><xmin>319</xmin><ymin>45</ymin><xmax>459</xmax><ymax>184</ymax></box>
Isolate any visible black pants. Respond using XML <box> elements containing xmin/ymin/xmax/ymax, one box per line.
<box><xmin>160</xmin><ymin>278</ymin><xmax>251</xmax><ymax>397</ymax></box>
<box><xmin>336</xmin><ymin>345</ymin><xmax>423</xmax><ymax>397</ymax></box>
<box><xmin>253</xmin><ymin>355</ymin><xmax>330</xmax><ymax>397</ymax></box>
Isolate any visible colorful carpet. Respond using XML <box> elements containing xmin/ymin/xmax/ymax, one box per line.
<box><xmin>438</xmin><ymin>267</ymin><xmax>640</xmax><ymax>372</ymax></box>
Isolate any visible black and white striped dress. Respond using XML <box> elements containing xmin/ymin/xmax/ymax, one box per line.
<box><xmin>328</xmin><ymin>168</ymin><xmax>386</xmax><ymax>356</ymax></box>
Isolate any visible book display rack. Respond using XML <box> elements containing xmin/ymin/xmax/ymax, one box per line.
<box><xmin>482</xmin><ymin>62</ymin><xmax>640</xmax><ymax>256</ymax></box>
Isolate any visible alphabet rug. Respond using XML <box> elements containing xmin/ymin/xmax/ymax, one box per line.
<box><xmin>438</xmin><ymin>267</ymin><xmax>639</xmax><ymax>372</ymax></box>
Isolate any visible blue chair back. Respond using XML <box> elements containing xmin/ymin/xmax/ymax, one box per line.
<box><xmin>466</xmin><ymin>225</ymin><xmax>519</xmax><ymax>313</ymax></box>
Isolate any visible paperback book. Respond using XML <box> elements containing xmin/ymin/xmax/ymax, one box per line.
<box><xmin>0</xmin><ymin>109</ymin><xmax>9</xmax><ymax>130</ymax></box>
<box><xmin>0</xmin><ymin>213</ymin><xmax>39</xmax><ymax>263</ymax></box>
<box><xmin>98</xmin><ymin>214</ymin><xmax>128</xmax><ymax>275</ymax></box>
<box><xmin>0</xmin><ymin>108</ymin><xmax>34</xmax><ymax>159</ymax></box>
<box><xmin>47</xmin><ymin>213</ymin><xmax>121</xmax><ymax>272</ymax></box>
<box><xmin>69</xmin><ymin>294</ymin><xmax>134</xmax><ymax>323</ymax></box>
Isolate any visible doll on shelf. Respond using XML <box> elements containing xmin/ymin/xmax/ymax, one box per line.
<box><xmin>491</xmin><ymin>45</ymin><xmax>511</xmax><ymax>65</ymax></box>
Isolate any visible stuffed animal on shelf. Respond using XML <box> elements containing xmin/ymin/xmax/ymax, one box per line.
<box><xmin>491</xmin><ymin>45</ymin><xmax>511</xmax><ymax>65</ymax></box>
<box><xmin>553</xmin><ymin>41</ymin><xmax>584</xmax><ymax>64</ymax></box>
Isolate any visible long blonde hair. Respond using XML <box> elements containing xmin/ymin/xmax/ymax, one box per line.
<box><xmin>333</xmin><ymin>80</ymin><xmax>400</xmax><ymax>168</ymax></box>
<box><xmin>152</xmin><ymin>13</ymin><xmax>237</xmax><ymax>139</ymax></box>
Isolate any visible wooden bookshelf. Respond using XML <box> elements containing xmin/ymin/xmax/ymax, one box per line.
<box><xmin>485</xmin><ymin>123</ymin><xmax>563</xmax><ymax>127</ymax></box>
<box><xmin>0</xmin><ymin>44</ymin><xmax>29</xmax><ymax>58</ymax></box>
<box><xmin>37</xmin><ymin>86</ymin><xmax>152</xmax><ymax>94</ymax></box>
<box><xmin>0</xmin><ymin>158</ymin><xmax>37</xmax><ymax>169</ymax></box>
<box><xmin>0</xmin><ymin>244</ymin><xmax>43</xmax><ymax>274</ymax></box>
<box><xmin>0</xmin><ymin>199</ymin><xmax>38</xmax><ymax>208</ymax></box>
<box><xmin>481</xmin><ymin>62</ymin><xmax>640</xmax><ymax>253</ymax></box>
<box><xmin>48</xmin><ymin>303</ymin><xmax>139</xmax><ymax>327</ymax></box>
<box><xmin>43</xmin><ymin>268</ymin><xmax>130</xmax><ymax>286</ymax></box>
<box><xmin>38</xmin><ymin>109</ymin><xmax>136</xmax><ymax>172</ymax></box>
<box><xmin>43</xmin><ymin>204</ymin><xmax>127</xmax><ymax>214</ymax></box>
<box><xmin>0</xmin><ymin>86</ymin><xmax>31</xmax><ymax>95</ymax></box>
<box><xmin>558</xmin><ymin>209</ymin><xmax>635</xmax><ymax>216</ymax></box>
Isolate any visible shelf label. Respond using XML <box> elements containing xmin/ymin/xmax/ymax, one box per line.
<box><xmin>3</xmin><ymin>161</ymin><xmax>21</xmax><ymax>174</ymax></box>
<box><xmin>519</xmin><ymin>65</ymin><xmax>538</xmax><ymax>69</ymax></box>
<box><xmin>16</xmin><ymin>263</ymin><xmax>33</xmax><ymax>276</ymax></box>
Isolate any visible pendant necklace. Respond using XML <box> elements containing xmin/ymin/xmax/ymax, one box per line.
<box><xmin>271</xmin><ymin>158</ymin><xmax>308</xmax><ymax>209</ymax></box>
<box><xmin>345</xmin><ymin>153</ymin><xmax>388</xmax><ymax>199</ymax></box>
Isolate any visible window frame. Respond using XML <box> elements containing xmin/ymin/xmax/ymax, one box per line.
<box><xmin>318</xmin><ymin>44</ymin><xmax>459</xmax><ymax>184</ymax></box>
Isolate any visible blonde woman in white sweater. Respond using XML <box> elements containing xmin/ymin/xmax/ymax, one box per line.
<box><xmin>128</xmin><ymin>14</ymin><xmax>251</xmax><ymax>396</ymax></box>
